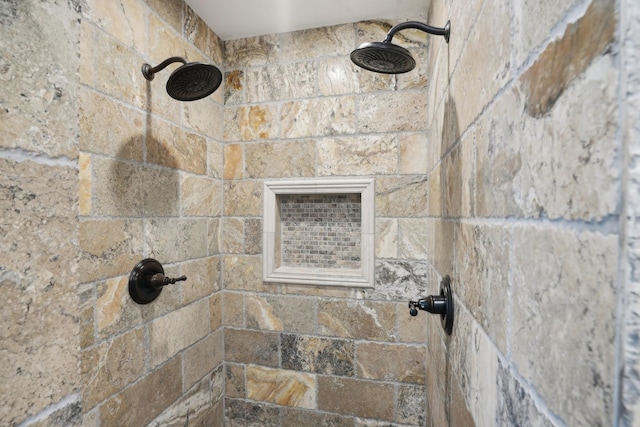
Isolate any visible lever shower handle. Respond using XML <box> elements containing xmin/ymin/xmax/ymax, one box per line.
<box><xmin>408</xmin><ymin>276</ymin><xmax>454</xmax><ymax>335</ymax></box>
<box><xmin>149</xmin><ymin>273</ymin><xmax>187</xmax><ymax>289</ymax></box>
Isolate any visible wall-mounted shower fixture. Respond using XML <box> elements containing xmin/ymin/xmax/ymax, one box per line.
<box><xmin>128</xmin><ymin>258</ymin><xmax>187</xmax><ymax>304</ymax></box>
<box><xmin>409</xmin><ymin>275</ymin><xmax>454</xmax><ymax>334</ymax></box>
<box><xmin>141</xmin><ymin>56</ymin><xmax>222</xmax><ymax>101</ymax></box>
<box><xmin>351</xmin><ymin>20</ymin><xmax>451</xmax><ymax>74</ymax></box>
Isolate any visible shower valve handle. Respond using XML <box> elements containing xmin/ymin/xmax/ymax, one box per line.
<box><xmin>150</xmin><ymin>273</ymin><xmax>187</xmax><ymax>288</ymax></box>
<box><xmin>408</xmin><ymin>276</ymin><xmax>455</xmax><ymax>335</ymax></box>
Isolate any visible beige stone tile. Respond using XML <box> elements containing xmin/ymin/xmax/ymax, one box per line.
<box><xmin>80</xmin><ymin>21</ymin><xmax>95</xmax><ymax>86</ymax></box>
<box><xmin>318</xmin><ymin>57</ymin><xmax>359</xmax><ymax>96</ymax></box>
<box><xmin>441</xmin><ymin>140</ymin><xmax>474</xmax><ymax>218</ymax></box>
<box><xmin>85</xmin><ymin>0</ymin><xmax>145</xmax><ymax>51</ymax></box>
<box><xmin>247</xmin><ymin>366</ymin><xmax>316</xmax><ymax>409</ymax></box>
<box><xmin>246</xmin><ymin>295</ymin><xmax>316</xmax><ymax>333</ymax></box>
<box><xmin>225</xmin><ymin>34</ymin><xmax>280</xmax><ymax>68</ymax></box>
<box><xmin>80</xmin><ymin>89</ymin><xmax>145</xmax><ymax>160</ymax></box>
<box><xmin>100</xmin><ymin>357</ymin><xmax>182</xmax><ymax>426</ymax></box>
<box><xmin>223</xmin><ymin>292</ymin><xmax>245</xmax><ymax>327</ymax></box>
<box><xmin>375</xmin><ymin>218</ymin><xmax>398</xmax><ymax>259</ymax></box>
<box><xmin>397</xmin><ymin>302</ymin><xmax>427</xmax><ymax>343</ymax></box>
<box><xmin>223</xmin><ymin>217</ymin><xmax>244</xmax><ymax>253</ymax></box>
<box><xmin>398</xmin><ymin>218</ymin><xmax>429</xmax><ymax>259</ymax></box>
<box><xmin>317</xmin><ymin>134</ymin><xmax>397</xmax><ymax>176</ymax></box>
<box><xmin>281</xmin><ymin>407</ymin><xmax>354</xmax><ymax>427</ymax></box>
<box><xmin>208</xmin><ymin>218</ymin><xmax>222</xmax><ymax>255</ymax></box>
<box><xmin>223</xmin><ymin>255</ymin><xmax>267</xmax><ymax>292</ymax></box>
<box><xmin>399</xmin><ymin>133</ymin><xmax>428</xmax><ymax>174</ymax></box>
<box><xmin>147</xmin><ymin>117</ymin><xmax>207</xmax><ymax>174</ymax></box>
<box><xmin>224</xmin><ymin>144</ymin><xmax>243</xmax><ymax>179</ymax></box>
<box><xmin>0</xmin><ymin>1</ymin><xmax>80</xmax><ymax>158</ymax></box>
<box><xmin>223</xmin><ymin>180</ymin><xmax>263</xmax><ymax>216</ymax></box>
<box><xmin>511</xmin><ymin>227</ymin><xmax>617</xmax><ymax>426</ymax></box>
<box><xmin>356</xmin><ymin>342</ymin><xmax>426</xmax><ymax>383</ymax></box>
<box><xmin>246</xmin><ymin>63</ymin><xmax>315</xmax><ymax>103</ymax></box>
<box><xmin>208</xmin><ymin>140</ymin><xmax>224</xmax><ymax>178</ymax></box>
<box><xmin>79</xmin><ymin>152</ymin><xmax>92</xmax><ymax>215</ymax></box>
<box><xmin>149</xmin><ymin>299</ymin><xmax>211</xmax><ymax>367</ymax></box>
<box><xmin>224</xmin><ymin>329</ymin><xmax>279</xmax><ymax>366</ymax></box>
<box><xmin>145</xmin><ymin>0</ymin><xmax>182</xmax><ymax>33</ymax></box>
<box><xmin>239</xmin><ymin>104</ymin><xmax>279</xmax><ymax>141</ymax></box>
<box><xmin>358</xmin><ymin>91</ymin><xmax>428</xmax><ymax>133</ymax></box>
<box><xmin>281</xmin><ymin>334</ymin><xmax>354</xmax><ymax>376</ymax></box>
<box><xmin>397</xmin><ymin>383</ymin><xmax>426</xmax><ymax>425</ymax></box>
<box><xmin>181</xmin><ymin>174</ymin><xmax>220</xmax><ymax>217</ymax></box>
<box><xmin>317</xmin><ymin>376</ymin><xmax>394</xmax><ymax>420</ymax></box>
<box><xmin>376</xmin><ymin>176</ymin><xmax>428</xmax><ymax>217</ymax></box>
<box><xmin>225</xmin><ymin>364</ymin><xmax>246</xmax><ymax>398</ymax></box>
<box><xmin>183</xmin><ymin>99</ymin><xmax>223</xmax><ymax>139</ymax></box>
<box><xmin>94</xmin><ymin>30</ymin><xmax>147</xmax><ymax>109</ymax></box>
<box><xmin>281</xmin><ymin>97</ymin><xmax>356</xmax><ymax>138</ymax></box>
<box><xmin>184</xmin><ymin>6</ymin><xmax>224</xmax><ymax>65</ymax></box>
<box><xmin>246</xmin><ymin>140</ymin><xmax>316</xmax><ymax>178</ymax></box>
<box><xmin>223</xmin><ymin>107</ymin><xmax>242</xmax><ymax>142</ymax></box>
<box><xmin>520</xmin><ymin>0</ymin><xmax>615</xmax><ymax>117</ymax></box>
<box><xmin>148</xmin><ymin>375</ymin><xmax>215</xmax><ymax>427</ymax></box>
<box><xmin>245</xmin><ymin>218</ymin><xmax>263</xmax><ymax>255</ymax></box>
<box><xmin>209</xmin><ymin>292</ymin><xmax>223</xmax><ymax>330</ymax></box>
<box><xmin>147</xmin><ymin>13</ymin><xmax>189</xmax><ymax>70</ymax></box>
<box><xmin>145</xmin><ymin>218</ymin><xmax>208</xmax><ymax>262</ymax></box>
<box><xmin>225</xmin><ymin>70</ymin><xmax>244</xmax><ymax>105</ymax></box>
<box><xmin>81</xmin><ymin>328</ymin><xmax>145</xmax><ymax>410</ymax></box>
<box><xmin>0</xmin><ymin>159</ymin><xmax>79</xmax><ymax>425</ymax></box>
<box><xmin>279</xmin><ymin>24</ymin><xmax>356</xmax><ymax>61</ymax></box>
<box><xmin>79</xmin><ymin>218</ymin><xmax>144</xmax><ymax>282</ymax></box>
<box><xmin>182</xmin><ymin>257</ymin><xmax>221</xmax><ymax>304</ymax></box>
<box><xmin>318</xmin><ymin>299</ymin><xmax>395</xmax><ymax>341</ymax></box>
<box><xmin>183</xmin><ymin>330</ymin><xmax>224</xmax><ymax>391</ymax></box>
<box><xmin>450</xmin><ymin>0</ymin><xmax>512</xmax><ymax>132</ymax></box>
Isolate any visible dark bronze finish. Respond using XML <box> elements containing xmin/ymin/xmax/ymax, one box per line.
<box><xmin>350</xmin><ymin>20</ymin><xmax>451</xmax><ymax>74</ymax></box>
<box><xmin>141</xmin><ymin>56</ymin><xmax>222</xmax><ymax>101</ymax></box>
<box><xmin>409</xmin><ymin>275</ymin><xmax>454</xmax><ymax>334</ymax></box>
<box><xmin>128</xmin><ymin>258</ymin><xmax>187</xmax><ymax>304</ymax></box>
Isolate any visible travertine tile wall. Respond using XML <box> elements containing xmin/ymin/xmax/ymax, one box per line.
<box><xmin>221</xmin><ymin>17</ymin><xmax>434</xmax><ymax>426</ymax></box>
<box><xmin>425</xmin><ymin>0</ymin><xmax>640</xmax><ymax>425</ymax></box>
<box><xmin>2</xmin><ymin>0</ymin><xmax>225</xmax><ymax>425</ymax></box>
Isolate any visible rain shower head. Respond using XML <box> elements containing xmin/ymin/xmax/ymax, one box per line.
<box><xmin>350</xmin><ymin>20</ymin><xmax>451</xmax><ymax>74</ymax></box>
<box><xmin>141</xmin><ymin>56</ymin><xmax>222</xmax><ymax>101</ymax></box>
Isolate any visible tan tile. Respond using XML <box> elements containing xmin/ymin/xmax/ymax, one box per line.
<box><xmin>358</xmin><ymin>91</ymin><xmax>428</xmax><ymax>133</ymax></box>
<box><xmin>181</xmin><ymin>175</ymin><xmax>221</xmax><ymax>217</ymax></box>
<box><xmin>223</xmin><ymin>180</ymin><xmax>263</xmax><ymax>216</ymax></box>
<box><xmin>223</xmin><ymin>292</ymin><xmax>245</xmax><ymax>327</ymax></box>
<box><xmin>149</xmin><ymin>299</ymin><xmax>211</xmax><ymax>367</ymax></box>
<box><xmin>147</xmin><ymin>117</ymin><xmax>207</xmax><ymax>174</ymax></box>
<box><xmin>247</xmin><ymin>366</ymin><xmax>316</xmax><ymax>409</ymax></box>
<box><xmin>317</xmin><ymin>135</ymin><xmax>397</xmax><ymax>176</ymax></box>
<box><xmin>246</xmin><ymin>296</ymin><xmax>316</xmax><ymax>333</ymax></box>
<box><xmin>81</xmin><ymin>328</ymin><xmax>145</xmax><ymax>410</ymax></box>
<box><xmin>85</xmin><ymin>0</ymin><xmax>145</xmax><ymax>51</ymax></box>
<box><xmin>183</xmin><ymin>330</ymin><xmax>224</xmax><ymax>391</ymax></box>
<box><xmin>317</xmin><ymin>376</ymin><xmax>394</xmax><ymax>420</ymax></box>
<box><xmin>239</xmin><ymin>105</ymin><xmax>279</xmax><ymax>141</ymax></box>
<box><xmin>100</xmin><ymin>357</ymin><xmax>182</xmax><ymax>426</ymax></box>
<box><xmin>224</xmin><ymin>329</ymin><xmax>279</xmax><ymax>366</ymax></box>
<box><xmin>182</xmin><ymin>257</ymin><xmax>221</xmax><ymax>304</ymax></box>
<box><xmin>224</xmin><ymin>144</ymin><xmax>243</xmax><ymax>179</ymax></box>
<box><xmin>245</xmin><ymin>63</ymin><xmax>315</xmax><ymax>103</ymax></box>
<box><xmin>281</xmin><ymin>97</ymin><xmax>356</xmax><ymax>138</ymax></box>
<box><xmin>318</xmin><ymin>299</ymin><xmax>395</xmax><ymax>341</ymax></box>
<box><xmin>225</xmin><ymin>363</ymin><xmax>246</xmax><ymax>398</ymax></box>
<box><xmin>78</xmin><ymin>152</ymin><xmax>92</xmax><ymax>215</ymax></box>
<box><xmin>356</xmin><ymin>342</ymin><xmax>426</xmax><ymax>383</ymax></box>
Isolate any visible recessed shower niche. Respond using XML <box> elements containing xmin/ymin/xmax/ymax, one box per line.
<box><xmin>263</xmin><ymin>178</ymin><xmax>375</xmax><ymax>287</ymax></box>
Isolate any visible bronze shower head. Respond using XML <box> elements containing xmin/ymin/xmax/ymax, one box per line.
<box><xmin>141</xmin><ymin>56</ymin><xmax>222</xmax><ymax>101</ymax></box>
<box><xmin>350</xmin><ymin>20</ymin><xmax>451</xmax><ymax>74</ymax></box>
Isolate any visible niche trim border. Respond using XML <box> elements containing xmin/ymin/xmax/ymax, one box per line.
<box><xmin>263</xmin><ymin>178</ymin><xmax>375</xmax><ymax>288</ymax></box>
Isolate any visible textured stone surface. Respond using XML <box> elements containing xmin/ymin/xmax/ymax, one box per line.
<box><xmin>317</xmin><ymin>135</ymin><xmax>397</xmax><ymax>176</ymax></box>
<box><xmin>281</xmin><ymin>407</ymin><xmax>355</xmax><ymax>427</ymax></box>
<box><xmin>246</xmin><ymin>295</ymin><xmax>316</xmax><ymax>333</ymax></box>
<box><xmin>0</xmin><ymin>160</ymin><xmax>79</xmax><ymax>425</ymax></box>
<box><xmin>149</xmin><ymin>299</ymin><xmax>211</xmax><ymax>367</ymax></box>
<box><xmin>224</xmin><ymin>180</ymin><xmax>263</xmax><ymax>216</ymax></box>
<box><xmin>224</xmin><ymin>328</ymin><xmax>279</xmax><ymax>367</ymax></box>
<box><xmin>100</xmin><ymin>357</ymin><xmax>182</xmax><ymax>427</ymax></box>
<box><xmin>246</xmin><ymin>141</ymin><xmax>316</xmax><ymax>178</ymax></box>
<box><xmin>246</xmin><ymin>62</ymin><xmax>315</xmax><ymax>102</ymax></box>
<box><xmin>511</xmin><ymin>227</ymin><xmax>617</xmax><ymax>426</ymax></box>
<box><xmin>148</xmin><ymin>116</ymin><xmax>207</xmax><ymax>174</ymax></box>
<box><xmin>225</xmin><ymin>363</ymin><xmax>246</xmax><ymax>398</ymax></box>
<box><xmin>183</xmin><ymin>330</ymin><xmax>224</xmax><ymax>390</ymax></box>
<box><xmin>223</xmin><ymin>255</ymin><xmax>265</xmax><ymax>292</ymax></box>
<box><xmin>357</xmin><ymin>91</ymin><xmax>427</xmax><ymax>133</ymax></box>
<box><xmin>225</xmin><ymin>398</ymin><xmax>281</xmax><ymax>427</ymax></box>
<box><xmin>145</xmin><ymin>218</ymin><xmax>209</xmax><ymax>261</ymax></box>
<box><xmin>247</xmin><ymin>366</ymin><xmax>316</xmax><ymax>408</ymax></box>
<box><xmin>520</xmin><ymin>0</ymin><xmax>616</xmax><ymax>117</ymax></box>
<box><xmin>356</xmin><ymin>342</ymin><xmax>426</xmax><ymax>383</ymax></box>
<box><xmin>318</xmin><ymin>299</ymin><xmax>395</xmax><ymax>341</ymax></box>
<box><xmin>281</xmin><ymin>334</ymin><xmax>354</xmax><ymax>376</ymax></box>
<box><xmin>376</xmin><ymin>176</ymin><xmax>428</xmax><ymax>217</ymax></box>
<box><xmin>148</xmin><ymin>375</ymin><xmax>217</xmax><ymax>427</ymax></box>
<box><xmin>397</xmin><ymin>384</ymin><xmax>427</xmax><ymax>425</ymax></box>
<box><xmin>181</xmin><ymin>174</ymin><xmax>221</xmax><ymax>217</ymax></box>
<box><xmin>317</xmin><ymin>377</ymin><xmax>394</xmax><ymax>421</ymax></box>
<box><xmin>0</xmin><ymin>0</ymin><xmax>80</xmax><ymax>158</ymax></box>
<box><xmin>281</xmin><ymin>97</ymin><xmax>356</xmax><ymax>138</ymax></box>
<box><xmin>81</xmin><ymin>328</ymin><xmax>145</xmax><ymax>409</ymax></box>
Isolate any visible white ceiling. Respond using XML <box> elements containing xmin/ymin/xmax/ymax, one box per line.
<box><xmin>184</xmin><ymin>0</ymin><xmax>429</xmax><ymax>40</ymax></box>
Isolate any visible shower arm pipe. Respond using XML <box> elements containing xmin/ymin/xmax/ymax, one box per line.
<box><xmin>383</xmin><ymin>20</ymin><xmax>450</xmax><ymax>44</ymax></box>
<box><xmin>142</xmin><ymin>56</ymin><xmax>188</xmax><ymax>81</ymax></box>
